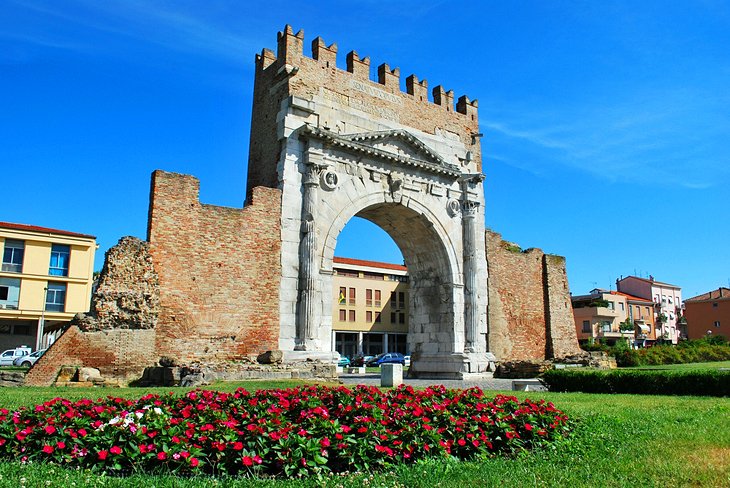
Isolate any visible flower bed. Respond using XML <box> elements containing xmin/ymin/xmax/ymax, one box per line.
<box><xmin>0</xmin><ymin>385</ymin><xmax>570</xmax><ymax>478</ymax></box>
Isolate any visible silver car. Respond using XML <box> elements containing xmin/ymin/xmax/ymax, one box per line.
<box><xmin>13</xmin><ymin>349</ymin><xmax>46</xmax><ymax>367</ymax></box>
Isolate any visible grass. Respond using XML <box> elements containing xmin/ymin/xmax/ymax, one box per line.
<box><xmin>0</xmin><ymin>382</ymin><xmax>729</xmax><ymax>487</ymax></box>
<box><xmin>625</xmin><ymin>361</ymin><xmax>730</xmax><ymax>370</ymax></box>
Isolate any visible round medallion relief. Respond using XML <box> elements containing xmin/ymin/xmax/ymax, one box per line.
<box><xmin>320</xmin><ymin>170</ymin><xmax>339</xmax><ymax>190</ymax></box>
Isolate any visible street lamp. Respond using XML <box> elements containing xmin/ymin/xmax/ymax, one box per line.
<box><xmin>35</xmin><ymin>286</ymin><xmax>48</xmax><ymax>351</ymax></box>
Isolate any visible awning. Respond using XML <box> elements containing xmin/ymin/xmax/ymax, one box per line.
<box><xmin>638</xmin><ymin>324</ymin><xmax>650</xmax><ymax>332</ymax></box>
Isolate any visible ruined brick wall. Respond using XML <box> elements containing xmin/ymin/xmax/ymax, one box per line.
<box><xmin>486</xmin><ymin>230</ymin><xmax>580</xmax><ymax>360</ymax></box>
<box><xmin>246</xmin><ymin>25</ymin><xmax>480</xmax><ymax>197</ymax></box>
<box><xmin>24</xmin><ymin>327</ymin><xmax>156</xmax><ymax>386</ymax></box>
<box><xmin>148</xmin><ymin>170</ymin><xmax>282</xmax><ymax>363</ymax></box>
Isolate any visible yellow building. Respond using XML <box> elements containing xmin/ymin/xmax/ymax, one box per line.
<box><xmin>332</xmin><ymin>257</ymin><xmax>409</xmax><ymax>359</ymax></box>
<box><xmin>0</xmin><ymin>222</ymin><xmax>96</xmax><ymax>351</ymax></box>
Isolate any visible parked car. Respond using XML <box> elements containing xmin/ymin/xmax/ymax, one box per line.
<box><xmin>337</xmin><ymin>356</ymin><xmax>351</xmax><ymax>367</ymax></box>
<box><xmin>13</xmin><ymin>349</ymin><xmax>46</xmax><ymax>367</ymax></box>
<box><xmin>404</xmin><ymin>355</ymin><xmax>411</xmax><ymax>367</ymax></box>
<box><xmin>0</xmin><ymin>346</ymin><xmax>31</xmax><ymax>366</ymax></box>
<box><xmin>366</xmin><ymin>352</ymin><xmax>406</xmax><ymax>366</ymax></box>
<box><xmin>350</xmin><ymin>355</ymin><xmax>374</xmax><ymax>367</ymax></box>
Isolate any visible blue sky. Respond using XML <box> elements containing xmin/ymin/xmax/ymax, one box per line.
<box><xmin>2</xmin><ymin>0</ymin><xmax>729</xmax><ymax>299</ymax></box>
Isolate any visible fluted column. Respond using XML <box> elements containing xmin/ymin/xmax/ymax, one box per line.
<box><xmin>462</xmin><ymin>200</ymin><xmax>480</xmax><ymax>353</ymax></box>
<box><xmin>295</xmin><ymin>163</ymin><xmax>322</xmax><ymax>351</ymax></box>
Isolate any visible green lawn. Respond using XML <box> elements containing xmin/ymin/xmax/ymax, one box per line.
<box><xmin>0</xmin><ymin>381</ymin><xmax>728</xmax><ymax>487</ymax></box>
<box><xmin>625</xmin><ymin>360</ymin><xmax>730</xmax><ymax>370</ymax></box>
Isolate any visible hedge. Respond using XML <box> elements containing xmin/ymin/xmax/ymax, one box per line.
<box><xmin>541</xmin><ymin>369</ymin><xmax>730</xmax><ymax>396</ymax></box>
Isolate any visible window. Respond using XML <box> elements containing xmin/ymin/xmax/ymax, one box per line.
<box><xmin>715</xmin><ymin>321</ymin><xmax>721</xmax><ymax>328</ymax></box>
<box><xmin>49</xmin><ymin>244</ymin><xmax>70</xmax><ymax>276</ymax></box>
<box><xmin>348</xmin><ymin>310</ymin><xmax>355</xmax><ymax>322</ymax></box>
<box><xmin>363</xmin><ymin>272</ymin><xmax>384</xmax><ymax>280</ymax></box>
<box><xmin>619</xmin><ymin>302</ymin><xmax>625</xmax><ymax>312</ymax></box>
<box><xmin>366</xmin><ymin>311</ymin><xmax>372</xmax><ymax>322</ymax></box>
<box><xmin>2</xmin><ymin>239</ymin><xmax>24</xmax><ymax>273</ymax></box>
<box><xmin>45</xmin><ymin>282</ymin><xmax>67</xmax><ymax>312</ymax></box>
<box><xmin>607</xmin><ymin>301</ymin><xmax>614</xmax><ymax>310</ymax></box>
<box><xmin>668</xmin><ymin>297</ymin><xmax>673</xmax><ymax>305</ymax></box>
<box><xmin>391</xmin><ymin>312</ymin><xmax>396</xmax><ymax>323</ymax></box>
<box><xmin>662</xmin><ymin>295</ymin><xmax>667</xmax><ymax>303</ymax></box>
<box><xmin>338</xmin><ymin>287</ymin><xmax>346</xmax><ymax>305</ymax></box>
<box><xmin>339</xmin><ymin>309</ymin><xmax>346</xmax><ymax>322</ymax></box>
<box><xmin>366</xmin><ymin>289</ymin><xmax>373</xmax><ymax>307</ymax></box>
<box><xmin>601</xmin><ymin>321</ymin><xmax>611</xmax><ymax>333</ymax></box>
<box><xmin>374</xmin><ymin>290</ymin><xmax>381</xmax><ymax>307</ymax></box>
<box><xmin>349</xmin><ymin>288</ymin><xmax>356</xmax><ymax>306</ymax></box>
<box><xmin>399</xmin><ymin>312</ymin><xmax>405</xmax><ymax>324</ymax></box>
<box><xmin>713</xmin><ymin>303</ymin><xmax>719</xmax><ymax>308</ymax></box>
<box><xmin>582</xmin><ymin>320</ymin><xmax>591</xmax><ymax>333</ymax></box>
<box><xmin>0</xmin><ymin>278</ymin><xmax>20</xmax><ymax>309</ymax></box>
<box><xmin>375</xmin><ymin>311</ymin><xmax>381</xmax><ymax>323</ymax></box>
<box><xmin>14</xmin><ymin>324</ymin><xmax>30</xmax><ymax>336</ymax></box>
<box><xmin>645</xmin><ymin>307</ymin><xmax>650</xmax><ymax>315</ymax></box>
<box><xmin>398</xmin><ymin>292</ymin><xmax>406</xmax><ymax>308</ymax></box>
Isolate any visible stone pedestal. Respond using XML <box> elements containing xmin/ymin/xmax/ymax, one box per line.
<box><xmin>409</xmin><ymin>352</ymin><xmax>496</xmax><ymax>379</ymax></box>
<box><xmin>381</xmin><ymin>363</ymin><xmax>403</xmax><ymax>387</ymax></box>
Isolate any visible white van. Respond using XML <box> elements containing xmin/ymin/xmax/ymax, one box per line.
<box><xmin>0</xmin><ymin>346</ymin><xmax>32</xmax><ymax>366</ymax></box>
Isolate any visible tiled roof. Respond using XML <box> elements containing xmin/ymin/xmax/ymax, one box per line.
<box><xmin>333</xmin><ymin>256</ymin><xmax>407</xmax><ymax>272</ymax></box>
<box><xmin>618</xmin><ymin>275</ymin><xmax>680</xmax><ymax>289</ymax></box>
<box><xmin>0</xmin><ymin>221</ymin><xmax>96</xmax><ymax>240</ymax></box>
<box><xmin>685</xmin><ymin>287</ymin><xmax>730</xmax><ymax>302</ymax></box>
<box><xmin>610</xmin><ymin>291</ymin><xmax>654</xmax><ymax>304</ymax></box>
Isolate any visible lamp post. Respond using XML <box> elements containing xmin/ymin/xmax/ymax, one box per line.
<box><xmin>35</xmin><ymin>286</ymin><xmax>48</xmax><ymax>351</ymax></box>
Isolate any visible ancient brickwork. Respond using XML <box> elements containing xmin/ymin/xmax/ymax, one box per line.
<box><xmin>247</xmin><ymin>25</ymin><xmax>480</xmax><ymax>197</ymax></box>
<box><xmin>486</xmin><ymin>230</ymin><xmax>580</xmax><ymax>361</ymax></box>
<box><xmin>148</xmin><ymin>170</ymin><xmax>282</xmax><ymax>363</ymax></box>
<box><xmin>24</xmin><ymin>326</ymin><xmax>156</xmax><ymax>386</ymax></box>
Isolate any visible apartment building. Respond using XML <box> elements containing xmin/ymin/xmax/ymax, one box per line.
<box><xmin>684</xmin><ymin>287</ymin><xmax>730</xmax><ymax>339</ymax></box>
<box><xmin>572</xmin><ymin>289</ymin><xmax>657</xmax><ymax>346</ymax></box>
<box><xmin>0</xmin><ymin>222</ymin><xmax>96</xmax><ymax>351</ymax></box>
<box><xmin>331</xmin><ymin>257</ymin><xmax>409</xmax><ymax>359</ymax></box>
<box><xmin>617</xmin><ymin>276</ymin><xmax>683</xmax><ymax>344</ymax></box>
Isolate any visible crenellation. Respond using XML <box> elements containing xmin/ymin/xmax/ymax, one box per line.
<box><xmin>276</xmin><ymin>24</ymin><xmax>304</xmax><ymax>64</ymax></box>
<box><xmin>406</xmin><ymin>75</ymin><xmax>428</xmax><ymax>101</ymax></box>
<box><xmin>257</xmin><ymin>48</ymin><xmax>277</xmax><ymax>70</ymax></box>
<box><xmin>432</xmin><ymin>85</ymin><xmax>455</xmax><ymax>112</ymax></box>
<box><xmin>377</xmin><ymin>63</ymin><xmax>400</xmax><ymax>91</ymax></box>
<box><xmin>456</xmin><ymin>95</ymin><xmax>478</xmax><ymax>119</ymax></box>
<box><xmin>311</xmin><ymin>37</ymin><xmax>337</xmax><ymax>67</ymax></box>
<box><xmin>346</xmin><ymin>50</ymin><xmax>370</xmax><ymax>80</ymax></box>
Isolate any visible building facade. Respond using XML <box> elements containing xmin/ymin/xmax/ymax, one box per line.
<box><xmin>616</xmin><ymin>276</ymin><xmax>683</xmax><ymax>344</ymax></box>
<box><xmin>0</xmin><ymin>222</ymin><xmax>96</xmax><ymax>351</ymax></box>
<box><xmin>684</xmin><ymin>288</ymin><xmax>730</xmax><ymax>339</ymax></box>
<box><xmin>572</xmin><ymin>290</ymin><xmax>633</xmax><ymax>345</ymax></box>
<box><xmin>331</xmin><ymin>257</ymin><xmax>409</xmax><ymax>358</ymax></box>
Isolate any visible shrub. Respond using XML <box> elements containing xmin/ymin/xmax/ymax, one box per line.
<box><xmin>541</xmin><ymin>369</ymin><xmax>730</xmax><ymax>396</ymax></box>
<box><xmin>0</xmin><ymin>385</ymin><xmax>571</xmax><ymax>478</ymax></box>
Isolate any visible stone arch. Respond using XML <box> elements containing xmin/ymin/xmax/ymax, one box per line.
<box><xmin>319</xmin><ymin>190</ymin><xmax>463</xmax><ymax>357</ymax></box>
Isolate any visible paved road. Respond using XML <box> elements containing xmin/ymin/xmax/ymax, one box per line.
<box><xmin>338</xmin><ymin>373</ymin><xmax>535</xmax><ymax>391</ymax></box>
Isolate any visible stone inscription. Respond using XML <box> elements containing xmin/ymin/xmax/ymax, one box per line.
<box><xmin>321</xmin><ymin>87</ymin><xmax>400</xmax><ymax>122</ymax></box>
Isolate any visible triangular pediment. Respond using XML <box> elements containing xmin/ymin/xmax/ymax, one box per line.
<box><xmin>300</xmin><ymin>126</ymin><xmax>461</xmax><ymax>177</ymax></box>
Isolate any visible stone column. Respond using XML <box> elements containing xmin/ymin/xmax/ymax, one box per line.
<box><xmin>295</xmin><ymin>162</ymin><xmax>323</xmax><ymax>350</ymax></box>
<box><xmin>462</xmin><ymin>200</ymin><xmax>480</xmax><ymax>353</ymax></box>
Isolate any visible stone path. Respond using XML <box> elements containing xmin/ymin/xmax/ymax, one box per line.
<box><xmin>338</xmin><ymin>373</ymin><xmax>522</xmax><ymax>391</ymax></box>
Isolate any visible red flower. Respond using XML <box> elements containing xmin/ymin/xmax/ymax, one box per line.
<box><xmin>157</xmin><ymin>451</ymin><xmax>167</xmax><ymax>461</ymax></box>
<box><xmin>42</xmin><ymin>445</ymin><xmax>54</xmax><ymax>454</ymax></box>
<box><xmin>56</xmin><ymin>441</ymin><xmax>66</xmax><ymax>449</ymax></box>
<box><xmin>525</xmin><ymin>423</ymin><xmax>533</xmax><ymax>431</ymax></box>
<box><xmin>190</xmin><ymin>457</ymin><xmax>200</xmax><ymax>467</ymax></box>
<box><xmin>44</xmin><ymin>425</ymin><xmax>56</xmax><ymax>435</ymax></box>
<box><xmin>98</xmin><ymin>450</ymin><xmax>108</xmax><ymax>460</ymax></box>
<box><xmin>110</xmin><ymin>446</ymin><xmax>122</xmax><ymax>455</ymax></box>
<box><xmin>233</xmin><ymin>441</ymin><xmax>244</xmax><ymax>451</ymax></box>
<box><xmin>242</xmin><ymin>455</ymin><xmax>253</xmax><ymax>466</ymax></box>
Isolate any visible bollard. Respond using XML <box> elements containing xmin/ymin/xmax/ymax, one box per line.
<box><xmin>381</xmin><ymin>363</ymin><xmax>403</xmax><ymax>387</ymax></box>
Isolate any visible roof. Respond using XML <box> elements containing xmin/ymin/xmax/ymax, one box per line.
<box><xmin>618</xmin><ymin>275</ymin><xmax>680</xmax><ymax>289</ymax></box>
<box><xmin>333</xmin><ymin>256</ymin><xmax>407</xmax><ymax>272</ymax></box>
<box><xmin>685</xmin><ymin>287</ymin><xmax>730</xmax><ymax>302</ymax></box>
<box><xmin>610</xmin><ymin>291</ymin><xmax>654</xmax><ymax>304</ymax></box>
<box><xmin>0</xmin><ymin>221</ymin><xmax>96</xmax><ymax>240</ymax></box>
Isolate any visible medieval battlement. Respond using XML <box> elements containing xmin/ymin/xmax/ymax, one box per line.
<box><xmin>255</xmin><ymin>25</ymin><xmax>478</xmax><ymax>118</ymax></box>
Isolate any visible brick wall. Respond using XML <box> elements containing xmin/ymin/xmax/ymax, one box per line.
<box><xmin>486</xmin><ymin>230</ymin><xmax>580</xmax><ymax>360</ymax></box>
<box><xmin>148</xmin><ymin>170</ymin><xmax>282</xmax><ymax>363</ymax></box>
<box><xmin>25</xmin><ymin>327</ymin><xmax>156</xmax><ymax>386</ymax></box>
